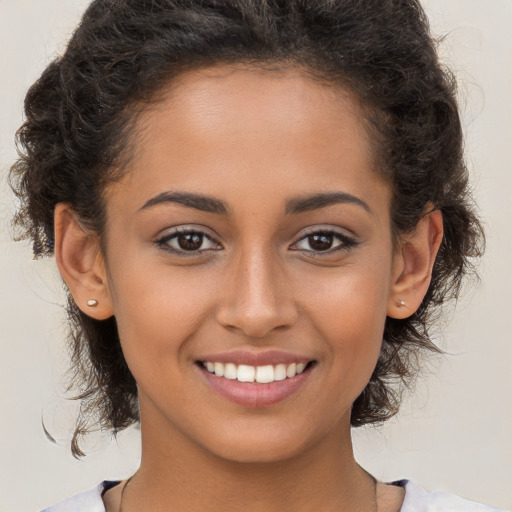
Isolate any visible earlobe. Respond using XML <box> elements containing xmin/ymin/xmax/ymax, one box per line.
<box><xmin>54</xmin><ymin>203</ymin><xmax>114</xmax><ymax>320</ymax></box>
<box><xmin>387</xmin><ymin>209</ymin><xmax>443</xmax><ymax>319</ymax></box>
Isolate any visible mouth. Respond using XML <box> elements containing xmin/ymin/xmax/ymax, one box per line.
<box><xmin>198</xmin><ymin>360</ymin><xmax>314</xmax><ymax>383</ymax></box>
<box><xmin>195</xmin><ymin>355</ymin><xmax>317</xmax><ymax>407</ymax></box>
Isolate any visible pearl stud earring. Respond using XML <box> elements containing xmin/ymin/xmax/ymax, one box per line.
<box><xmin>398</xmin><ymin>300</ymin><xmax>406</xmax><ymax>307</ymax></box>
<box><xmin>87</xmin><ymin>299</ymin><xmax>99</xmax><ymax>307</ymax></box>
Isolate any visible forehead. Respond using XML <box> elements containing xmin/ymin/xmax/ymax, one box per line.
<box><xmin>134</xmin><ymin>64</ymin><xmax>370</xmax><ymax>155</ymax></box>
<box><xmin>110</xmin><ymin>64</ymin><xmax>389</xmax><ymax>215</ymax></box>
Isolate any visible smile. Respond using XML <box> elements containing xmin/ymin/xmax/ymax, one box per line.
<box><xmin>201</xmin><ymin>361</ymin><xmax>307</xmax><ymax>383</ymax></box>
<box><xmin>197</xmin><ymin>354</ymin><xmax>316</xmax><ymax>407</ymax></box>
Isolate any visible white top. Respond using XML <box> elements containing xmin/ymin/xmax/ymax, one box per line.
<box><xmin>40</xmin><ymin>480</ymin><xmax>507</xmax><ymax>512</ymax></box>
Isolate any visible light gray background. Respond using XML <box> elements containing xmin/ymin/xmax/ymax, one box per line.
<box><xmin>1</xmin><ymin>1</ymin><xmax>511</xmax><ymax>511</ymax></box>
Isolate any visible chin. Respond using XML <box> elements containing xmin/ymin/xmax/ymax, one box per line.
<box><xmin>210</xmin><ymin>438</ymin><xmax>308</xmax><ymax>465</ymax></box>
<box><xmin>194</xmin><ymin>418</ymin><xmax>331</xmax><ymax>465</ymax></box>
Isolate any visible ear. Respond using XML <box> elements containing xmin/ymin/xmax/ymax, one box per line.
<box><xmin>54</xmin><ymin>203</ymin><xmax>114</xmax><ymax>320</ymax></box>
<box><xmin>387</xmin><ymin>209</ymin><xmax>443</xmax><ymax>319</ymax></box>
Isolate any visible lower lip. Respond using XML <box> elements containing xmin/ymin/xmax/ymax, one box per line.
<box><xmin>198</xmin><ymin>365</ymin><xmax>313</xmax><ymax>408</ymax></box>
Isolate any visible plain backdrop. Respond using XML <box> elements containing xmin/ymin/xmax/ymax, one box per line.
<box><xmin>1</xmin><ymin>1</ymin><xmax>511</xmax><ymax>511</ymax></box>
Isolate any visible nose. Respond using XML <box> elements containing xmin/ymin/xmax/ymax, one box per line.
<box><xmin>215</xmin><ymin>247</ymin><xmax>298</xmax><ymax>339</ymax></box>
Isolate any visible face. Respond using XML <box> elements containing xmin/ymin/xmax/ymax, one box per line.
<box><xmin>102</xmin><ymin>65</ymin><xmax>398</xmax><ymax>463</ymax></box>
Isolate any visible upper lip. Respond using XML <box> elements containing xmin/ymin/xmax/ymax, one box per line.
<box><xmin>197</xmin><ymin>349</ymin><xmax>314</xmax><ymax>367</ymax></box>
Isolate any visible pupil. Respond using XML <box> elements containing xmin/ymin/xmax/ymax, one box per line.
<box><xmin>309</xmin><ymin>233</ymin><xmax>333</xmax><ymax>251</ymax></box>
<box><xmin>179</xmin><ymin>233</ymin><xmax>203</xmax><ymax>250</ymax></box>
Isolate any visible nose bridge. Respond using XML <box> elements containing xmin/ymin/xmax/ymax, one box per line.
<box><xmin>240</xmin><ymin>245</ymin><xmax>279</xmax><ymax>309</ymax></box>
<box><xmin>216</xmin><ymin>240</ymin><xmax>297</xmax><ymax>338</ymax></box>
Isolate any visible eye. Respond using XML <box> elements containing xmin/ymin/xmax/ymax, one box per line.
<box><xmin>155</xmin><ymin>228</ymin><xmax>221</xmax><ymax>255</ymax></box>
<box><xmin>292</xmin><ymin>229</ymin><xmax>359</xmax><ymax>254</ymax></box>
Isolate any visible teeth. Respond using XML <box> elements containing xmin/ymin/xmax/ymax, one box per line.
<box><xmin>214</xmin><ymin>362</ymin><xmax>224</xmax><ymax>377</ymax></box>
<box><xmin>203</xmin><ymin>361</ymin><xmax>310</xmax><ymax>383</ymax></box>
<box><xmin>255</xmin><ymin>365</ymin><xmax>274</xmax><ymax>383</ymax></box>
<box><xmin>286</xmin><ymin>363</ymin><xmax>296</xmax><ymax>378</ymax></box>
<box><xmin>224</xmin><ymin>363</ymin><xmax>237</xmax><ymax>380</ymax></box>
<box><xmin>237</xmin><ymin>365</ymin><xmax>255</xmax><ymax>382</ymax></box>
<box><xmin>274</xmin><ymin>364</ymin><xmax>287</xmax><ymax>381</ymax></box>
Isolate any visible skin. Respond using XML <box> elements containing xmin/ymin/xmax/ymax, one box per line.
<box><xmin>55</xmin><ymin>65</ymin><xmax>443</xmax><ymax>512</ymax></box>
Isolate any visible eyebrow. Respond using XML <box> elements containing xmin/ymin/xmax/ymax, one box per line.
<box><xmin>285</xmin><ymin>192</ymin><xmax>371</xmax><ymax>215</ymax></box>
<box><xmin>139</xmin><ymin>190</ymin><xmax>370</xmax><ymax>215</ymax></box>
<box><xmin>140</xmin><ymin>191</ymin><xmax>230</xmax><ymax>214</ymax></box>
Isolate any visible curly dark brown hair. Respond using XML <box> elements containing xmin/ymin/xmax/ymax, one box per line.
<box><xmin>10</xmin><ymin>0</ymin><xmax>484</xmax><ymax>457</ymax></box>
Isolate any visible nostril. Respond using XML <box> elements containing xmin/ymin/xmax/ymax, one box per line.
<box><xmin>215</xmin><ymin>297</ymin><xmax>299</xmax><ymax>339</ymax></box>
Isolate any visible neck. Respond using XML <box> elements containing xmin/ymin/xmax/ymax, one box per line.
<box><xmin>120</xmin><ymin>410</ymin><xmax>376</xmax><ymax>512</ymax></box>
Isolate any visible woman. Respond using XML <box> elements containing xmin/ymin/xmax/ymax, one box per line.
<box><xmin>8</xmin><ymin>0</ymin><xmax>506</xmax><ymax>511</ymax></box>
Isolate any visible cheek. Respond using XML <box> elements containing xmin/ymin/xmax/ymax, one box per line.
<box><xmin>107</xmin><ymin>267</ymin><xmax>212</xmax><ymax>415</ymax></box>
<box><xmin>106</xmin><ymin>253</ymin><xmax>212</xmax><ymax>360</ymax></box>
<box><xmin>303</xmin><ymin>258</ymin><xmax>391</xmax><ymax>336</ymax></box>
<box><xmin>299</xmin><ymin>260</ymin><xmax>391</xmax><ymax>387</ymax></box>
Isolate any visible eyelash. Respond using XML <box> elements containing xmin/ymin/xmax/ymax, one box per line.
<box><xmin>294</xmin><ymin>228</ymin><xmax>360</xmax><ymax>257</ymax></box>
<box><xmin>155</xmin><ymin>227</ymin><xmax>359</xmax><ymax>257</ymax></box>
<box><xmin>155</xmin><ymin>228</ymin><xmax>221</xmax><ymax>256</ymax></box>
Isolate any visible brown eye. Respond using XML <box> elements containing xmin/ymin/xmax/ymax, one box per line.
<box><xmin>156</xmin><ymin>229</ymin><xmax>220</xmax><ymax>254</ymax></box>
<box><xmin>177</xmin><ymin>232</ymin><xmax>204</xmax><ymax>251</ymax></box>
<box><xmin>307</xmin><ymin>233</ymin><xmax>335</xmax><ymax>251</ymax></box>
<box><xmin>293</xmin><ymin>229</ymin><xmax>359</xmax><ymax>255</ymax></box>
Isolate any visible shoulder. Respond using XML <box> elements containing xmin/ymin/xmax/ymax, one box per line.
<box><xmin>399</xmin><ymin>480</ymin><xmax>508</xmax><ymax>512</ymax></box>
<box><xmin>38</xmin><ymin>479</ymin><xmax>508</xmax><ymax>512</ymax></box>
<box><xmin>39</xmin><ymin>481</ymin><xmax>121</xmax><ymax>512</ymax></box>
